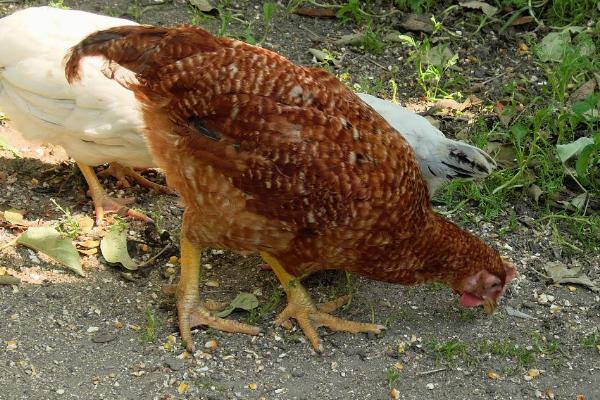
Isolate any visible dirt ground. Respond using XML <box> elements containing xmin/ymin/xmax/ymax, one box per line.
<box><xmin>1</xmin><ymin>1</ymin><xmax>599</xmax><ymax>399</ymax></box>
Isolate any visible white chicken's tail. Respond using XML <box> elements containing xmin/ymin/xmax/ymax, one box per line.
<box><xmin>419</xmin><ymin>137</ymin><xmax>497</xmax><ymax>196</ymax></box>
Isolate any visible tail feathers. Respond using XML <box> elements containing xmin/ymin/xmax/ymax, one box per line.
<box><xmin>438</xmin><ymin>140</ymin><xmax>496</xmax><ymax>180</ymax></box>
<box><xmin>65</xmin><ymin>25</ymin><xmax>223</xmax><ymax>84</ymax></box>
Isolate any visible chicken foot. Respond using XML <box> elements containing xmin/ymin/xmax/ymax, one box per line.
<box><xmin>76</xmin><ymin>162</ymin><xmax>153</xmax><ymax>225</ymax></box>
<box><xmin>260</xmin><ymin>252</ymin><xmax>384</xmax><ymax>352</ymax></box>
<box><xmin>97</xmin><ymin>162</ymin><xmax>173</xmax><ymax>194</ymax></box>
<box><xmin>175</xmin><ymin>234</ymin><xmax>260</xmax><ymax>351</ymax></box>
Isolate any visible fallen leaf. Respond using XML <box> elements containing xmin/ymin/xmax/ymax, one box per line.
<box><xmin>177</xmin><ymin>382</ymin><xmax>189</xmax><ymax>394</ymax></box>
<box><xmin>16</xmin><ymin>226</ymin><xmax>83</xmax><ymax>276</ymax></box>
<box><xmin>100</xmin><ymin>228</ymin><xmax>138</xmax><ymax>270</ymax></box>
<box><xmin>423</xmin><ymin>45</ymin><xmax>455</xmax><ymax>68</ymax></box>
<box><xmin>77</xmin><ymin>248</ymin><xmax>98</xmax><ymax>255</ymax></box>
<box><xmin>435</xmin><ymin>95</ymin><xmax>482</xmax><ymax>112</ymax></box>
<box><xmin>485</xmin><ymin>141</ymin><xmax>518</xmax><ymax>168</ymax></box>
<box><xmin>556</xmin><ymin>137</ymin><xmax>595</xmax><ymax>162</ymax></box>
<box><xmin>398</xmin><ymin>13</ymin><xmax>433</xmax><ymax>33</ymax></box>
<box><xmin>511</xmin><ymin>16</ymin><xmax>534</xmax><ymax>26</ymax></box>
<box><xmin>537</xmin><ymin>31</ymin><xmax>571</xmax><ymax>62</ymax></box>
<box><xmin>187</xmin><ymin>0</ymin><xmax>215</xmax><ymax>12</ymax></box>
<box><xmin>487</xmin><ymin>371</ymin><xmax>499</xmax><ymax>380</ymax></box>
<box><xmin>545</xmin><ymin>262</ymin><xmax>599</xmax><ymax>292</ymax></box>
<box><xmin>308</xmin><ymin>48</ymin><xmax>340</xmax><ymax>66</ymax></box>
<box><xmin>334</xmin><ymin>33</ymin><xmax>364</xmax><ymax>46</ymax></box>
<box><xmin>75</xmin><ymin>215</ymin><xmax>94</xmax><ymax>234</ymax></box>
<box><xmin>77</xmin><ymin>240</ymin><xmax>100</xmax><ymax>249</ymax></box>
<box><xmin>2</xmin><ymin>209</ymin><xmax>25</xmax><ymax>225</ymax></box>
<box><xmin>294</xmin><ymin>7</ymin><xmax>336</xmax><ymax>18</ymax></box>
<box><xmin>527</xmin><ymin>184</ymin><xmax>543</xmax><ymax>203</ymax></box>
<box><xmin>459</xmin><ymin>1</ymin><xmax>498</xmax><ymax>16</ymax></box>
<box><xmin>215</xmin><ymin>292</ymin><xmax>259</xmax><ymax>317</ymax></box>
<box><xmin>569</xmin><ymin>79</ymin><xmax>597</xmax><ymax>104</ymax></box>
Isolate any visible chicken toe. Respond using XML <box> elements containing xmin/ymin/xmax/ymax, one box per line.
<box><xmin>77</xmin><ymin>162</ymin><xmax>153</xmax><ymax>225</ymax></box>
<box><xmin>175</xmin><ymin>234</ymin><xmax>259</xmax><ymax>351</ymax></box>
<box><xmin>261</xmin><ymin>252</ymin><xmax>384</xmax><ymax>352</ymax></box>
<box><xmin>97</xmin><ymin>162</ymin><xmax>173</xmax><ymax>194</ymax></box>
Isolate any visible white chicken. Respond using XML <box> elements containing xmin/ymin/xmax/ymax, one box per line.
<box><xmin>0</xmin><ymin>6</ymin><xmax>167</xmax><ymax>224</ymax></box>
<box><xmin>0</xmin><ymin>7</ymin><xmax>494</xmax><ymax>225</ymax></box>
<box><xmin>357</xmin><ymin>93</ymin><xmax>496</xmax><ymax>196</ymax></box>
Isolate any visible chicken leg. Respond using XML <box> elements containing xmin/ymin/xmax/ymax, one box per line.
<box><xmin>76</xmin><ymin>162</ymin><xmax>153</xmax><ymax>225</ymax></box>
<box><xmin>97</xmin><ymin>162</ymin><xmax>173</xmax><ymax>194</ymax></box>
<box><xmin>260</xmin><ymin>252</ymin><xmax>384</xmax><ymax>352</ymax></box>
<box><xmin>176</xmin><ymin>234</ymin><xmax>260</xmax><ymax>351</ymax></box>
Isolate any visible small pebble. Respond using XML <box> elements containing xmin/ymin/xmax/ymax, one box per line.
<box><xmin>165</xmin><ymin>358</ymin><xmax>184</xmax><ymax>371</ymax></box>
<box><xmin>56</xmin><ymin>389</ymin><xmax>64</xmax><ymax>395</ymax></box>
<box><xmin>426</xmin><ymin>383</ymin><xmax>434</xmax><ymax>390</ymax></box>
<box><xmin>91</xmin><ymin>331</ymin><xmax>117</xmax><ymax>344</ymax></box>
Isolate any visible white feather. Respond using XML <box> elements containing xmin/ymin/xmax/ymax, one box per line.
<box><xmin>357</xmin><ymin>93</ymin><xmax>496</xmax><ymax>196</ymax></box>
<box><xmin>0</xmin><ymin>7</ymin><xmax>152</xmax><ymax>168</ymax></box>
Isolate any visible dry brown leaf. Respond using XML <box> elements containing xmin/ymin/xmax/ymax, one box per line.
<box><xmin>435</xmin><ymin>95</ymin><xmax>482</xmax><ymax>112</ymax></box>
<box><xmin>399</xmin><ymin>14</ymin><xmax>433</xmax><ymax>33</ymax></box>
<box><xmin>569</xmin><ymin>79</ymin><xmax>596</xmax><ymax>104</ymax></box>
<box><xmin>294</xmin><ymin>7</ymin><xmax>336</xmax><ymax>18</ymax></box>
<box><xmin>511</xmin><ymin>16</ymin><xmax>534</xmax><ymax>26</ymax></box>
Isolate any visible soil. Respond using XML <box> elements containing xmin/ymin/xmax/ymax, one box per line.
<box><xmin>1</xmin><ymin>1</ymin><xmax>599</xmax><ymax>400</ymax></box>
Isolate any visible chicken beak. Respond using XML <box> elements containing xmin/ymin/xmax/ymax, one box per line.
<box><xmin>483</xmin><ymin>297</ymin><xmax>497</xmax><ymax>314</ymax></box>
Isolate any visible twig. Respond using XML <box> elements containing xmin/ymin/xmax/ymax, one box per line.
<box><xmin>138</xmin><ymin>242</ymin><xmax>172</xmax><ymax>268</ymax></box>
<box><xmin>368</xmin><ymin>58</ymin><xmax>388</xmax><ymax>70</ymax></box>
<box><xmin>417</xmin><ymin>367</ymin><xmax>447</xmax><ymax>376</ymax></box>
<box><xmin>299</xmin><ymin>25</ymin><xmax>321</xmax><ymax>40</ymax></box>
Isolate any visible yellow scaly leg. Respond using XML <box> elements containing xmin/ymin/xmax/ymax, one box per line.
<box><xmin>176</xmin><ymin>234</ymin><xmax>260</xmax><ymax>351</ymax></box>
<box><xmin>76</xmin><ymin>162</ymin><xmax>152</xmax><ymax>225</ymax></box>
<box><xmin>260</xmin><ymin>252</ymin><xmax>384</xmax><ymax>352</ymax></box>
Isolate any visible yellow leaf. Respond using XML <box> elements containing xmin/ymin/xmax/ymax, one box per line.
<box><xmin>177</xmin><ymin>382</ymin><xmax>189</xmax><ymax>394</ymax></box>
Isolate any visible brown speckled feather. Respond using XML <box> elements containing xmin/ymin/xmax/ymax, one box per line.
<box><xmin>65</xmin><ymin>25</ymin><xmax>508</xmax><ymax>288</ymax></box>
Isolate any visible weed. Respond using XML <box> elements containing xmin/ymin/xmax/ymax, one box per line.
<box><xmin>48</xmin><ymin>0</ymin><xmax>69</xmax><ymax>10</ymax></box>
<box><xmin>259</xmin><ymin>2</ymin><xmax>276</xmax><ymax>45</ymax></box>
<box><xmin>126</xmin><ymin>0</ymin><xmax>143</xmax><ymax>21</ymax></box>
<box><xmin>141</xmin><ymin>307</ymin><xmax>157</xmax><ymax>343</ymax></box>
<box><xmin>581</xmin><ymin>331</ymin><xmax>600</xmax><ymax>349</ymax></box>
<box><xmin>385</xmin><ymin>365</ymin><xmax>401</xmax><ymax>389</ymax></box>
<box><xmin>245</xmin><ymin>285</ymin><xmax>282</xmax><ymax>324</ymax></box>
<box><xmin>360</xmin><ymin>28</ymin><xmax>385</xmax><ymax>55</ymax></box>
<box><xmin>50</xmin><ymin>199</ymin><xmax>80</xmax><ymax>239</ymax></box>
<box><xmin>477</xmin><ymin>339</ymin><xmax>535</xmax><ymax>366</ymax></box>
<box><xmin>109</xmin><ymin>215</ymin><xmax>129</xmax><ymax>233</ymax></box>
<box><xmin>397</xmin><ymin>19</ymin><xmax>461</xmax><ymax>100</ymax></box>
<box><xmin>426</xmin><ymin>338</ymin><xmax>468</xmax><ymax>361</ymax></box>
<box><xmin>394</xmin><ymin>0</ymin><xmax>434</xmax><ymax>13</ymax></box>
<box><xmin>336</xmin><ymin>0</ymin><xmax>369</xmax><ymax>25</ymax></box>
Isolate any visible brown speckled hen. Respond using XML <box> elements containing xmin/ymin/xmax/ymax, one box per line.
<box><xmin>65</xmin><ymin>25</ymin><xmax>516</xmax><ymax>352</ymax></box>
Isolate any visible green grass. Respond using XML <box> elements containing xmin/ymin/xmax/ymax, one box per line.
<box><xmin>245</xmin><ymin>284</ymin><xmax>283</xmax><ymax>325</ymax></box>
<box><xmin>581</xmin><ymin>331</ymin><xmax>600</xmax><ymax>350</ymax></box>
<box><xmin>385</xmin><ymin>365</ymin><xmax>402</xmax><ymax>389</ymax></box>
<box><xmin>477</xmin><ymin>339</ymin><xmax>536</xmax><ymax>366</ymax></box>
<box><xmin>426</xmin><ymin>338</ymin><xmax>468</xmax><ymax>362</ymax></box>
<box><xmin>141</xmin><ymin>307</ymin><xmax>158</xmax><ymax>343</ymax></box>
<box><xmin>50</xmin><ymin>199</ymin><xmax>81</xmax><ymax>240</ymax></box>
